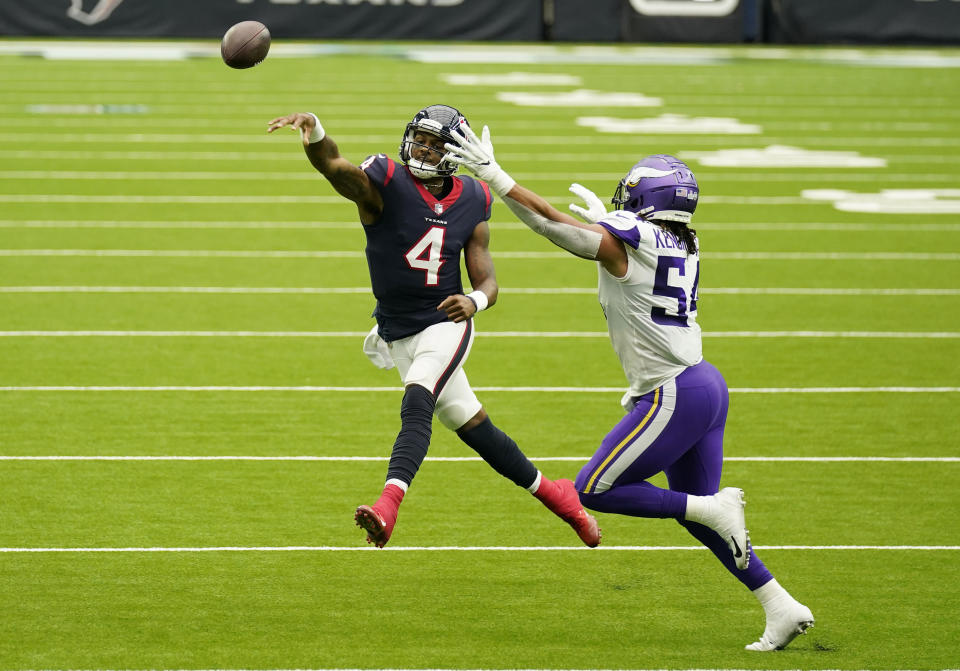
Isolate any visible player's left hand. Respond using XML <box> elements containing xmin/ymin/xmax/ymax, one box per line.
<box><xmin>438</xmin><ymin>294</ymin><xmax>475</xmax><ymax>323</ymax></box>
<box><xmin>445</xmin><ymin>122</ymin><xmax>499</xmax><ymax>177</ymax></box>
<box><xmin>568</xmin><ymin>183</ymin><xmax>608</xmax><ymax>225</ymax></box>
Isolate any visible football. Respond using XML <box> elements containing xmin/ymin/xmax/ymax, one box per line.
<box><xmin>221</xmin><ymin>21</ymin><xmax>271</xmax><ymax>69</ymax></box>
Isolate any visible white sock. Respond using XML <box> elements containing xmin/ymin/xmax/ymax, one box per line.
<box><xmin>683</xmin><ymin>493</ymin><xmax>713</xmax><ymax>524</ymax></box>
<box><xmin>526</xmin><ymin>470</ymin><xmax>543</xmax><ymax>494</ymax></box>
<box><xmin>752</xmin><ymin>578</ymin><xmax>792</xmax><ymax>612</ymax></box>
<box><xmin>385</xmin><ymin>478</ymin><xmax>409</xmax><ymax>493</ymax></box>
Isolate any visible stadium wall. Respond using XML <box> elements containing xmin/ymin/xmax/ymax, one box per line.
<box><xmin>0</xmin><ymin>0</ymin><xmax>543</xmax><ymax>41</ymax></box>
<box><xmin>0</xmin><ymin>0</ymin><xmax>957</xmax><ymax>44</ymax></box>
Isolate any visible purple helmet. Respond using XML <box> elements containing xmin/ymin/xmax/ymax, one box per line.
<box><xmin>611</xmin><ymin>154</ymin><xmax>699</xmax><ymax>224</ymax></box>
<box><xmin>399</xmin><ymin>104</ymin><xmax>467</xmax><ymax>179</ymax></box>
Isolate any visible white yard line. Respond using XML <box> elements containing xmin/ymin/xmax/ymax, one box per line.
<box><xmin>0</xmin><ymin>249</ymin><xmax>368</xmax><ymax>258</ymax></box>
<box><xmin>2</xmin><ymin>219</ymin><xmax>959</xmax><ymax>231</ymax></box>
<box><xmin>6</xmin><ymin>668</ymin><xmax>952</xmax><ymax>671</ymax></box>
<box><xmin>1</xmin><ymin>249</ymin><xmax>959</xmax><ymax>260</ymax></box>
<box><xmin>5</xmin><ymin>669</ymin><xmax>952</xmax><ymax>671</ymax></box>
<box><xmin>4</xmin><ymin>147</ymin><xmax>960</xmax><ymax>163</ymax></box>
<box><xmin>0</xmin><ymin>149</ymin><xmax>305</xmax><ymax>160</ymax></box>
<box><xmin>707</xmin><ymin>252</ymin><xmax>960</xmax><ymax>260</ymax></box>
<box><xmin>0</xmin><ymin>219</ymin><xmax>360</xmax><ymax>229</ymax></box>
<box><xmin>0</xmin><ymin>170</ymin><xmax>957</xmax><ymax>183</ymax></box>
<box><xmin>0</xmin><ymin>456</ymin><xmax>954</xmax><ymax>463</ymax></box>
<box><xmin>0</xmin><ymin>330</ymin><xmax>956</xmax><ymax>339</ymax></box>
<box><xmin>0</xmin><ymin>195</ymin><xmax>344</xmax><ymax>204</ymax></box>
<box><xmin>0</xmin><ymin>286</ymin><xmax>377</xmax><ymax>294</ymax></box>
<box><xmin>0</xmin><ymin>286</ymin><xmax>956</xmax><ymax>296</ymax></box>
<box><xmin>703</xmin><ymin>287</ymin><xmax>960</xmax><ymax>295</ymax></box>
<box><xmin>0</xmin><ymin>386</ymin><xmax>957</xmax><ymax>393</ymax></box>
<box><xmin>0</xmin><ymin>195</ymin><xmax>846</xmax><ymax>206</ymax></box>
<box><xmin>3</xmin><ymin>132</ymin><xmax>960</xmax><ymax>146</ymax></box>
<box><xmin>1</xmin><ymin>545</ymin><xmax>957</xmax><ymax>553</ymax></box>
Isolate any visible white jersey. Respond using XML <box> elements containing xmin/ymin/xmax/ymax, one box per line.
<box><xmin>596</xmin><ymin>210</ymin><xmax>703</xmax><ymax>398</ymax></box>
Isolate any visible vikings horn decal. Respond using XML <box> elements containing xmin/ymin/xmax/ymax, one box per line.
<box><xmin>624</xmin><ymin>166</ymin><xmax>678</xmax><ymax>187</ymax></box>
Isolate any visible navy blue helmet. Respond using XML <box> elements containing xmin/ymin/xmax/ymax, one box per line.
<box><xmin>399</xmin><ymin>104</ymin><xmax>467</xmax><ymax>179</ymax></box>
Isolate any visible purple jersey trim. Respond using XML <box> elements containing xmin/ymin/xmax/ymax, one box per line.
<box><xmin>598</xmin><ymin>219</ymin><xmax>641</xmax><ymax>249</ymax></box>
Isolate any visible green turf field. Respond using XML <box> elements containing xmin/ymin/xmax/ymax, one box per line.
<box><xmin>0</xmin><ymin>41</ymin><xmax>958</xmax><ymax>670</ymax></box>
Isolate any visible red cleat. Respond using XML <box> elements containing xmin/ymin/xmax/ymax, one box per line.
<box><xmin>544</xmin><ymin>478</ymin><xmax>601</xmax><ymax>548</ymax></box>
<box><xmin>355</xmin><ymin>483</ymin><xmax>404</xmax><ymax>548</ymax></box>
<box><xmin>354</xmin><ymin>504</ymin><xmax>394</xmax><ymax>548</ymax></box>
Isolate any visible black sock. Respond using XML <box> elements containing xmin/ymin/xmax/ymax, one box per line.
<box><xmin>386</xmin><ymin>384</ymin><xmax>436</xmax><ymax>485</ymax></box>
<box><xmin>457</xmin><ymin>417</ymin><xmax>537</xmax><ymax>488</ymax></box>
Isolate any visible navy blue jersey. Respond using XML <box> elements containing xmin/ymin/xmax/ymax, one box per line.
<box><xmin>359</xmin><ymin>154</ymin><xmax>493</xmax><ymax>342</ymax></box>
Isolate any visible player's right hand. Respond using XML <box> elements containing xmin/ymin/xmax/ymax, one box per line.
<box><xmin>568</xmin><ymin>183</ymin><xmax>608</xmax><ymax>225</ymax></box>
<box><xmin>267</xmin><ymin>113</ymin><xmax>317</xmax><ymax>146</ymax></box>
<box><xmin>437</xmin><ymin>295</ymin><xmax>475</xmax><ymax>323</ymax></box>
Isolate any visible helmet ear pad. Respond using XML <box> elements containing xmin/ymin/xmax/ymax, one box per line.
<box><xmin>399</xmin><ymin>104</ymin><xmax>468</xmax><ymax>179</ymax></box>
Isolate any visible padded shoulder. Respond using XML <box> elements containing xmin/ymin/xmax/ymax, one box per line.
<box><xmin>457</xmin><ymin>174</ymin><xmax>493</xmax><ymax>221</ymax></box>
<box><xmin>359</xmin><ymin>153</ymin><xmax>397</xmax><ymax>187</ymax></box>
<box><xmin>597</xmin><ymin>210</ymin><xmax>644</xmax><ymax>249</ymax></box>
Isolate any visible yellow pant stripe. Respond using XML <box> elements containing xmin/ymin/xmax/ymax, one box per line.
<box><xmin>584</xmin><ymin>387</ymin><xmax>661</xmax><ymax>494</ymax></box>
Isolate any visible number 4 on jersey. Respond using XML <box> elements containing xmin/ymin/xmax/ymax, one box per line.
<box><xmin>405</xmin><ymin>226</ymin><xmax>446</xmax><ymax>285</ymax></box>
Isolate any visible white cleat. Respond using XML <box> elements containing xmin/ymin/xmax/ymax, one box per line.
<box><xmin>711</xmin><ymin>487</ymin><xmax>750</xmax><ymax>570</ymax></box>
<box><xmin>745</xmin><ymin>600</ymin><xmax>815</xmax><ymax>651</ymax></box>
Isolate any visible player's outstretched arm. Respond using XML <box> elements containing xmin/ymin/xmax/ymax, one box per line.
<box><xmin>267</xmin><ymin>113</ymin><xmax>382</xmax><ymax>224</ymax></box>
<box><xmin>445</xmin><ymin>123</ymin><xmax>626</xmax><ymax>275</ymax></box>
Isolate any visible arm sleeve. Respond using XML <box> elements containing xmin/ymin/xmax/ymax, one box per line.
<box><xmin>502</xmin><ymin>195</ymin><xmax>603</xmax><ymax>259</ymax></box>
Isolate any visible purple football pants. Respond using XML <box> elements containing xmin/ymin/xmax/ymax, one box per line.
<box><xmin>575</xmin><ymin>360</ymin><xmax>773</xmax><ymax>590</ymax></box>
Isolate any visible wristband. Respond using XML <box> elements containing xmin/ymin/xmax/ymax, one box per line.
<box><xmin>466</xmin><ymin>290</ymin><xmax>489</xmax><ymax>312</ymax></box>
<box><xmin>305</xmin><ymin>113</ymin><xmax>325</xmax><ymax>144</ymax></box>
<box><xmin>487</xmin><ymin>171</ymin><xmax>516</xmax><ymax>198</ymax></box>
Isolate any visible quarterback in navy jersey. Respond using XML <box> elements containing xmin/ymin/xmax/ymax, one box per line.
<box><xmin>358</xmin><ymin>151</ymin><xmax>493</xmax><ymax>342</ymax></box>
<box><xmin>267</xmin><ymin>105</ymin><xmax>600</xmax><ymax>550</ymax></box>
<box><xmin>446</xmin><ymin>123</ymin><xmax>814</xmax><ymax>652</ymax></box>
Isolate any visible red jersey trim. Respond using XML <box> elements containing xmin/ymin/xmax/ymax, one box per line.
<box><xmin>383</xmin><ymin>158</ymin><xmax>396</xmax><ymax>186</ymax></box>
<box><xmin>407</xmin><ymin>167</ymin><xmax>464</xmax><ymax>213</ymax></box>
<box><xmin>479</xmin><ymin>181</ymin><xmax>492</xmax><ymax>217</ymax></box>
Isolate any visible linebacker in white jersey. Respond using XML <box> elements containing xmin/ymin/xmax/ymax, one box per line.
<box><xmin>445</xmin><ymin>123</ymin><xmax>814</xmax><ymax>652</ymax></box>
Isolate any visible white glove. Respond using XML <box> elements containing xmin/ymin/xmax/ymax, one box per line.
<box><xmin>444</xmin><ymin>122</ymin><xmax>517</xmax><ymax>197</ymax></box>
<box><xmin>568</xmin><ymin>183</ymin><xmax>608</xmax><ymax>225</ymax></box>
